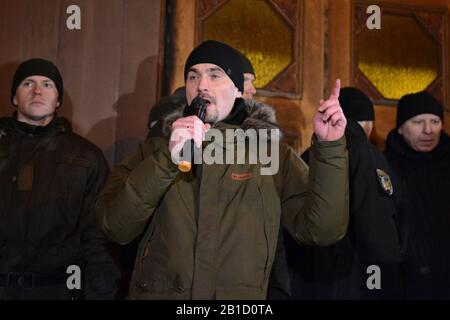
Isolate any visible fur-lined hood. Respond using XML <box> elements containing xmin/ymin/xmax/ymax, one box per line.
<box><xmin>161</xmin><ymin>99</ymin><xmax>281</xmax><ymax>139</ymax></box>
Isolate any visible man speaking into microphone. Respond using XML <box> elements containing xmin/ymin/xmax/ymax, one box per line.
<box><xmin>95</xmin><ymin>40</ymin><xmax>349</xmax><ymax>300</ymax></box>
<box><xmin>176</xmin><ymin>96</ymin><xmax>208</xmax><ymax>172</ymax></box>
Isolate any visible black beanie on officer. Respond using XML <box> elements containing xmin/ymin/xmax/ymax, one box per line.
<box><xmin>240</xmin><ymin>53</ymin><xmax>255</xmax><ymax>76</ymax></box>
<box><xmin>396</xmin><ymin>91</ymin><xmax>443</xmax><ymax>128</ymax></box>
<box><xmin>11</xmin><ymin>58</ymin><xmax>64</xmax><ymax>106</ymax></box>
<box><xmin>338</xmin><ymin>87</ymin><xmax>375</xmax><ymax>121</ymax></box>
<box><xmin>184</xmin><ymin>40</ymin><xmax>244</xmax><ymax>94</ymax></box>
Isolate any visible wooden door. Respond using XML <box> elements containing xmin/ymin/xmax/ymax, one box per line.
<box><xmin>164</xmin><ymin>0</ymin><xmax>450</xmax><ymax>153</ymax></box>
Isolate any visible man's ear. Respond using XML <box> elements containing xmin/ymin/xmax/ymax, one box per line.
<box><xmin>236</xmin><ymin>87</ymin><xmax>242</xmax><ymax>98</ymax></box>
<box><xmin>398</xmin><ymin>127</ymin><xmax>403</xmax><ymax>135</ymax></box>
<box><xmin>12</xmin><ymin>96</ymin><xmax>18</xmax><ymax>107</ymax></box>
<box><xmin>56</xmin><ymin>101</ymin><xmax>61</xmax><ymax>108</ymax></box>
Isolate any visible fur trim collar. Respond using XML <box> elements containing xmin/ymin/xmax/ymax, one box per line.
<box><xmin>162</xmin><ymin>99</ymin><xmax>281</xmax><ymax>139</ymax></box>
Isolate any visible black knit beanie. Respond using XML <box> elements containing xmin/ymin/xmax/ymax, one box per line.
<box><xmin>338</xmin><ymin>87</ymin><xmax>375</xmax><ymax>121</ymax></box>
<box><xmin>396</xmin><ymin>92</ymin><xmax>443</xmax><ymax>128</ymax></box>
<box><xmin>240</xmin><ymin>52</ymin><xmax>255</xmax><ymax>76</ymax></box>
<box><xmin>11</xmin><ymin>58</ymin><xmax>63</xmax><ymax>106</ymax></box>
<box><xmin>184</xmin><ymin>40</ymin><xmax>244</xmax><ymax>93</ymax></box>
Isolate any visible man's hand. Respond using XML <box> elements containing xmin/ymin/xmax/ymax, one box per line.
<box><xmin>313</xmin><ymin>79</ymin><xmax>347</xmax><ymax>141</ymax></box>
<box><xmin>169</xmin><ymin>115</ymin><xmax>211</xmax><ymax>158</ymax></box>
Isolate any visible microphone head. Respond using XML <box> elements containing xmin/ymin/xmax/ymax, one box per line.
<box><xmin>184</xmin><ymin>96</ymin><xmax>208</xmax><ymax>121</ymax></box>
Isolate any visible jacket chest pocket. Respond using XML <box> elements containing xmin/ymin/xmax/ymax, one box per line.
<box><xmin>0</xmin><ymin>143</ymin><xmax>10</xmax><ymax>175</ymax></box>
<box><xmin>55</xmin><ymin>155</ymin><xmax>91</xmax><ymax>168</ymax></box>
<box><xmin>219</xmin><ymin>167</ymin><xmax>261</xmax><ymax>204</ymax></box>
<box><xmin>54</xmin><ymin>155</ymin><xmax>90</xmax><ymax>180</ymax></box>
<box><xmin>53</xmin><ymin>155</ymin><xmax>91</xmax><ymax>209</ymax></box>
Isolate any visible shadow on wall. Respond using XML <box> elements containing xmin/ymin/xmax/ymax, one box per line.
<box><xmin>0</xmin><ymin>61</ymin><xmax>21</xmax><ymax>118</ymax></box>
<box><xmin>86</xmin><ymin>56</ymin><xmax>158</xmax><ymax>167</ymax></box>
<box><xmin>0</xmin><ymin>61</ymin><xmax>73</xmax><ymax>126</ymax></box>
<box><xmin>85</xmin><ymin>57</ymin><xmax>160</xmax><ymax>299</ymax></box>
<box><xmin>57</xmin><ymin>90</ymin><xmax>74</xmax><ymax>132</ymax></box>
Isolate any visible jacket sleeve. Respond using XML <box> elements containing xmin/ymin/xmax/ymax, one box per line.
<box><xmin>80</xmin><ymin>148</ymin><xmax>121</xmax><ymax>299</ymax></box>
<box><xmin>278</xmin><ymin>136</ymin><xmax>349</xmax><ymax>246</ymax></box>
<box><xmin>94</xmin><ymin>138</ymin><xmax>179</xmax><ymax>245</ymax></box>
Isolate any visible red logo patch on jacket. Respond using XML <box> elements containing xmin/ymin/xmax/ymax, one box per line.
<box><xmin>231</xmin><ymin>172</ymin><xmax>253</xmax><ymax>181</ymax></box>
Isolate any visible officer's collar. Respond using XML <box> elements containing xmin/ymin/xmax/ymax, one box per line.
<box><xmin>386</xmin><ymin>129</ymin><xmax>450</xmax><ymax>161</ymax></box>
<box><xmin>5</xmin><ymin>112</ymin><xmax>71</xmax><ymax>137</ymax></box>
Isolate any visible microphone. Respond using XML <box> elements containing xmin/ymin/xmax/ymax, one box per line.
<box><xmin>178</xmin><ymin>96</ymin><xmax>208</xmax><ymax>172</ymax></box>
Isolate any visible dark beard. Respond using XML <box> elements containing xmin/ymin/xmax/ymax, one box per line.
<box><xmin>29</xmin><ymin>114</ymin><xmax>50</xmax><ymax>121</ymax></box>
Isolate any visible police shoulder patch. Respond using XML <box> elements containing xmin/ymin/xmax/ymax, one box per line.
<box><xmin>376</xmin><ymin>168</ymin><xmax>393</xmax><ymax>195</ymax></box>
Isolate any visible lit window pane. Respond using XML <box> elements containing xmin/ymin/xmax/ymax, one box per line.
<box><xmin>356</xmin><ymin>14</ymin><xmax>439</xmax><ymax>100</ymax></box>
<box><xmin>203</xmin><ymin>0</ymin><xmax>293</xmax><ymax>88</ymax></box>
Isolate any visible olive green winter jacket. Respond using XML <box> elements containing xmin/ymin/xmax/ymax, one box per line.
<box><xmin>95</xmin><ymin>99</ymin><xmax>349</xmax><ymax>299</ymax></box>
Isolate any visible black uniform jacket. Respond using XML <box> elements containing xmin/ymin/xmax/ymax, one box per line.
<box><xmin>0</xmin><ymin>115</ymin><xmax>119</xmax><ymax>299</ymax></box>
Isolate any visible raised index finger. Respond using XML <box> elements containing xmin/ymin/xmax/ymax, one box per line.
<box><xmin>329</xmin><ymin>78</ymin><xmax>341</xmax><ymax>100</ymax></box>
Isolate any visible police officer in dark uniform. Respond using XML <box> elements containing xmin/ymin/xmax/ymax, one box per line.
<box><xmin>0</xmin><ymin>58</ymin><xmax>119</xmax><ymax>299</ymax></box>
<box><xmin>286</xmin><ymin>87</ymin><xmax>402</xmax><ymax>299</ymax></box>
